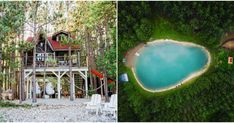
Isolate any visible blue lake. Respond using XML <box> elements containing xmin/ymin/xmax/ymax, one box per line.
<box><xmin>134</xmin><ymin>41</ymin><xmax>209</xmax><ymax>91</ymax></box>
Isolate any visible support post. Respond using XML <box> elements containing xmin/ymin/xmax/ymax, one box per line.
<box><xmin>69</xmin><ymin>46</ymin><xmax>74</xmax><ymax>101</ymax></box>
<box><xmin>85</xmin><ymin>71</ymin><xmax>88</xmax><ymax>98</ymax></box>
<box><xmin>100</xmin><ymin>79</ymin><xmax>103</xmax><ymax>97</ymax></box>
<box><xmin>25</xmin><ymin>52</ymin><xmax>28</xmax><ymax>68</ymax></box>
<box><xmin>29</xmin><ymin>79</ymin><xmax>32</xmax><ymax>99</ymax></box>
<box><xmin>78</xmin><ymin>51</ymin><xmax>80</xmax><ymax>67</ymax></box>
<box><xmin>22</xmin><ymin>70</ymin><xmax>25</xmax><ymax>101</ymax></box>
<box><xmin>57</xmin><ymin>71</ymin><xmax>61</xmax><ymax>99</ymax></box>
<box><xmin>53</xmin><ymin>52</ymin><xmax>55</xmax><ymax>60</ymax></box>
<box><xmin>26</xmin><ymin>77</ymin><xmax>29</xmax><ymax>99</ymax></box>
<box><xmin>73</xmin><ymin>73</ymin><xmax>75</xmax><ymax>99</ymax></box>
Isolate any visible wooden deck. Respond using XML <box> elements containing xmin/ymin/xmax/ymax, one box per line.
<box><xmin>24</xmin><ymin>66</ymin><xmax>88</xmax><ymax>72</ymax></box>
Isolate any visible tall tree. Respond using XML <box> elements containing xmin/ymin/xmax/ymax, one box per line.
<box><xmin>0</xmin><ymin>1</ymin><xmax>26</xmax><ymax>93</ymax></box>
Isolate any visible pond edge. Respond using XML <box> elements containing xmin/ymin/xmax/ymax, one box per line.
<box><xmin>131</xmin><ymin>39</ymin><xmax>211</xmax><ymax>93</ymax></box>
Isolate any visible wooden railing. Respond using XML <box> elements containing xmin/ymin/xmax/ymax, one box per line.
<box><xmin>24</xmin><ymin>55</ymin><xmax>82</xmax><ymax>68</ymax></box>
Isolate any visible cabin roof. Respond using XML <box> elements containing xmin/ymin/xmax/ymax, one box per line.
<box><xmin>27</xmin><ymin>31</ymin><xmax>79</xmax><ymax>51</ymax></box>
<box><xmin>221</xmin><ymin>32</ymin><xmax>234</xmax><ymax>50</ymax></box>
<box><xmin>47</xmin><ymin>37</ymin><xmax>79</xmax><ymax>51</ymax></box>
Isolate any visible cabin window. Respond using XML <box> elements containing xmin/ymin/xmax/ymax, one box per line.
<box><xmin>57</xmin><ymin>35</ymin><xmax>63</xmax><ymax>42</ymax></box>
<box><xmin>56</xmin><ymin>36</ymin><xmax>59</xmax><ymax>42</ymax></box>
<box><xmin>36</xmin><ymin>53</ymin><xmax>45</xmax><ymax>61</ymax></box>
<box><xmin>40</xmin><ymin>42</ymin><xmax>44</xmax><ymax>47</ymax></box>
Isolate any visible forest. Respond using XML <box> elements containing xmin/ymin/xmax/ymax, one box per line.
<box><xmin>0</xmin><ymin>1</ymin><xmax>116</xmax><ymax>102</ymax></box>
<box><xmin>118</xmin><ymin>1</ymin><xmax>234</xmax><ymax>122</ymax></box>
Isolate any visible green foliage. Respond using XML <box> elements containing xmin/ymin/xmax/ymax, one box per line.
<box><xmin>18</xmin><ymin>41</ymin><xmax>34</xmax><ymax>51</ymax></box>
<box><xmin>151</xmin><ymin>18</ymin><xmax>199</xmax><ymax>43</ymax></box>
<box><xmin>118</xmin><ymin>2</ymin><xmax>153</xmax><ymax>59</ymax></box>
<box><xmin>154</xmin><ymin>1</ymin><xmax>234</xmax><ymax>47</ymax></box>
<box><xmin>96</xmin><ymin>44</ymin><xmax>116</xmax><ymax>79</ymax></box>
<box><xmin>0</xmin><ymin>101</ymin><xmax>31</xmax><ymax>108</ymax></box>
<box><xmin>45</xmin><ymin>56</ymin><xmax>57</xmax><ymax>65</ymax></box>
<box><xmin>60</xmin><ymin>34</ymin><xmax>81</xmax><ymax>46</ymax></box>
<box><xmin>134</xmin><ymin>18</ymin><xmax>153</xmax><ymax>42</ymax></box>
<box><xmin>216</xmin><ymin>50</ymin><xmax>231</xmax><ymax>70</ymax></box>
<box><xmin>0</xmin><ymin>2</ymin><xmax>26</xmax><ymax>43</ymax></box>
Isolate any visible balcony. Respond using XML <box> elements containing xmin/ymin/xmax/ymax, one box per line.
<box><xmin>24</xmin><ymin>53</ymin><xmax>85</xmax><ymax>68</ymax></box>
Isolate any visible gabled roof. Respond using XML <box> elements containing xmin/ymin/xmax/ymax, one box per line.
<box><xmin>47</xmin><ymin>37</ymin><xmax>79</xmax><ymax>51</ymax></box>
<box><xmin>26</xmin><ymin>30</ymin><xmax>79</xmax><ymax>51</ymax></box>
<box><xmin>26</xmin><ymin>36</ymin><xmax>79</xmax><ymax>51</ymax></box>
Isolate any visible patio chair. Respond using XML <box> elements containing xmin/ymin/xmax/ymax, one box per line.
<box><xmin>101</xmin><ymin>94</ymin><xmax>117</xmax><ymax>117</ymax></box>
<box><xmin>84</xmin><ymin>94</ymin><xmax>102</xmax><ymax>115</ymax></box>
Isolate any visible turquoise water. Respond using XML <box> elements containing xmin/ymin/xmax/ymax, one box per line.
<box><xmin>134</xmin><ymin>41</ymin><xmax>209</xmax><ymax>91</ymax></box>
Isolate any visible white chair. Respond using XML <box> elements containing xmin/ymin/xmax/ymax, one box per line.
<box><xmin>102</xmin><ymin>94</ymin><xmax>117</xmax><ymax>117</ymax></box>
<box><xmin>46</xmin><ymin>82</ymin><xmax>55</xmax><ymax>95</ymax></box>
<box><xmin>84</xmin><ymin>94</ymin><xmax>102</xmax><ymax>115</ymax></box>
<box><xmin>36</xmin><ymin>82</ymin><xmax>41</xmax><ymax>94</ymax></box>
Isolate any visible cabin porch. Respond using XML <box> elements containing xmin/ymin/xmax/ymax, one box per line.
<box><xmin>24</xmin><ymin>52</ymin><xmax>83</xmax><ymax>68</ymax></box>
<box><xmin>23</xmin><ymin>67</ymin><xmax>88</xmax><ymax>100</ymax></box>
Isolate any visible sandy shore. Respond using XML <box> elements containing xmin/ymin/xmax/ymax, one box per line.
<box><xmin>126</xmin><ymin>39</ymin><xmax>211</xmax><ymax>93</ymax></box>
<box><xmin>0</xmin><ymin>99</ymin><xmax>116</xmax><ymax>122</ymax></box>
<box><xmin>124</xmin><ymin>43</ymin><xmax>145</xmax><ymax>67</ymax></box>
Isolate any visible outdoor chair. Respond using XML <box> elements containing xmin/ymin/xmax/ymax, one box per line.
<box><xmin>101</xmin><ymin>94</ymin><xmax>117</xmax><ymax>117</ymax></box>
<box><xmin>84</xmin><ymin>94</ymin><xmax>102</xmax><ymax>115</ymax></box>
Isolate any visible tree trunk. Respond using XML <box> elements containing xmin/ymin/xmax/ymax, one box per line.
<box><xmin>32</xmin><ymin>2</ymin><xmax>39</xmax><ymax>103</ymax></box>
<box><xmin>87</xmin><ymin>30</ymin><xmax>93</xmax><ymax>90</ymax></box>
<box><xmin>21</xmin><ymin>28</ymin><xmax>25</xmax><ymax>101</ymax></box>
<box><xmin>19</xmin><ymin>51</ymin><xmax>24</xmax><ymax>103</ymax></box>
<box><xmin>100</xmin><ymin>48</ymin><xmax>109</xmax><ymax>102</ymax></box>
<box><xmin>43</xmin><ymin>39</ymin><xmax>47</xmax><ymax>98</ymax></box>
<box><xmin>43</xmin><ymin>1</ymin><xmax>49</xmax><ymax>98</ymax></box>
<box><xmin>90</xmin><ymin>46</ymin><xmax>97</xmax><ymax>91</ymax></box>
<box><xmin>32</xmin><ymin>45</ymin><xmax>36</xmax><ymax>103</ymax></box>
<box><xmin>103</xmin><ymin>19</ymin><xmax>109</xmax><ymax>102</ymax></box>
<box><xmin>0</xmin><ymin>45</ymin><xmax>2</xmax><ymax>89</ymax></box>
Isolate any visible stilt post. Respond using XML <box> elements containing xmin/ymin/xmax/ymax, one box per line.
<box><xmin>85</xmin><ymin>71</ymin><xmax>88</xmax><ymax>98</ymax></box>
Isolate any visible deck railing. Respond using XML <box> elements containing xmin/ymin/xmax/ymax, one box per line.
<box><xmin>24</xmin><ymin>55</ymin><xmax>84</xmax><ymax>68</ymax></box>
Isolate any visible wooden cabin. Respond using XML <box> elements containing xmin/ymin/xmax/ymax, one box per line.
<box><xmin>22</xmin><ymin>31</ymin><xmax>89</xmax><ymax>100</ymax></box>
<box><xmin>25</xmin><ymin>31</ymin><xmax>81</xmax><ymax>67</ymax></box>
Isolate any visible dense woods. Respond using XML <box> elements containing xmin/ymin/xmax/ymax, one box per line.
<box><xmin>118</xmin><ymin>1</ymin><xmax>234</xmax><ymax>122</ymax></box>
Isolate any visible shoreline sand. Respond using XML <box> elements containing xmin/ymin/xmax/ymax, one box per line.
<box><xmin>124</xmin><ymin>43</ymin><xmax>145</xmax><ymax>68</ymax></box>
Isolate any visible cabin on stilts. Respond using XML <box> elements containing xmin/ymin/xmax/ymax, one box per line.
<box><xmin>22</xmin><ymin>30</ymin><xmax>88</xmax><ymax>100</ymax></box>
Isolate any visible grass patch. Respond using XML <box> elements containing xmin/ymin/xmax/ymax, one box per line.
<box><xmin>151</xmin><ymin>18</ymin><xmax>199</xmax><ymax>42</ymax></box>
<box><xmin>0</xmin><ymin>101</ymin><xmax>31</xmax><ymax>108</ymax></box>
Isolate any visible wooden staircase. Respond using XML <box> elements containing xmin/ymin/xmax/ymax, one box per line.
<box><xmin>74</xmin><ymin>74</ymin><xmax>84</xmax><ymax>98</ymax></box>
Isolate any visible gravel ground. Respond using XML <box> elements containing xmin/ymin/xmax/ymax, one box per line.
<box><xmin>0</xmin><ymin>99</ymin><xmax>116</xmax><ymax>122</ymax></box>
